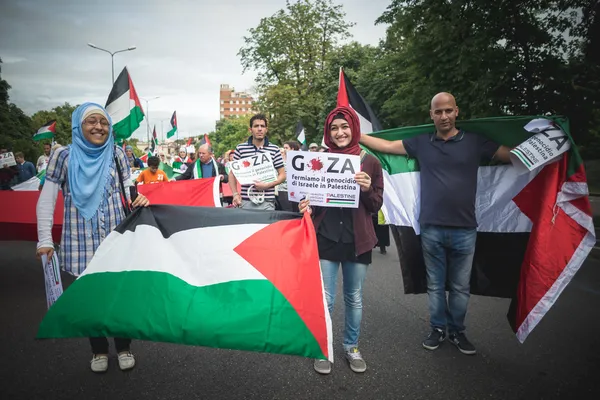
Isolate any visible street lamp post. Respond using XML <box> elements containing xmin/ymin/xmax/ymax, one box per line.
<box><xmin>87</xmin><ymin>43</ymin><xmax>137</xmax><ymax>85</ymax></box>
<box><xmin>140</xmin><ymin>97</ymin><xmax>160</xmax><ymax>146</ymax></box>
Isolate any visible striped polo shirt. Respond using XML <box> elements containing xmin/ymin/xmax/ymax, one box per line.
<box><xmin>233</xmin><ymin>136</ymin><xmax>284</xmax><ymax>201</ymax></box>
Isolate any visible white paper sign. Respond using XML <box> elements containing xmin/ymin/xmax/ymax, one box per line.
<box><xmin>41</xmin><ymin>253</ymin><xmax>63</xmax><ymax>309</ymax></box>
<box><xmin>510</xmin><ymin>118</ymin><xmax>571</xmax><ymax>174</ymax></box>
<box><xmin>1</xmin><ymin>151</ymin><xmax>16</xmax><ymax>167</ymax></box>
<box><xmin>286</xmin><ymin>151</ymin><xmax>361</xmax><ymax>208</ymax></box>
<box><xmin>230</xmin><ymin>152</ymin><xmax>278</xmax><ymax>185</ymax></box>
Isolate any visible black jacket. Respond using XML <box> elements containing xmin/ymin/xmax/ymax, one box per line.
<box><xmin>175</xmin><ymin>159</ymin><xmax>228</xmax><ymax>183</ymax></box>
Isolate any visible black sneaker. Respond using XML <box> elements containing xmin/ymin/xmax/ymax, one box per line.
<box><xmin>449</xmin><ymin>332</ymin><xmax>477</xmax><ymax>355</ymax></box>
<box><xmin>422</xmin><ymin>328</ymin><xmax>446</xmax><ymax>350</ymax></box>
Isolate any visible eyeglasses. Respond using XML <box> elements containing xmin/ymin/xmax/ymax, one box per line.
<box><xmin>84</xmin><ymin>117</ymin><xmax>109</xmax><ymax>127</ymax></box>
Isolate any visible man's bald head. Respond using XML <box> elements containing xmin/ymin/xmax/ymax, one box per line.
<box><xmin>430</xmin><ymin>92</ymin><xmax>457</xmax><ymax>109</ymax></box>
<box><xmin>429</xmin><ymin>92</ymin><xmax>459</xmax><ymax>137</ymax></box>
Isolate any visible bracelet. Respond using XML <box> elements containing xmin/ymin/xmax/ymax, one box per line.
<box><xmin>233</xmin><ymin>192</ymin><xmax>240</xmax><ymax>196</ymax></box>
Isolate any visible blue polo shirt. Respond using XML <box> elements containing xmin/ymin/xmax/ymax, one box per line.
<box><xmin>403</xmin><ymin>130</ymin><xmax>499</xmax><ymax>228</ymax></box>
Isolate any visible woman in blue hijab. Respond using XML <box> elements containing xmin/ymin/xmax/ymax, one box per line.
<box><xmin>36</xmin><ymin>103</ymin><xmax>149</xmax><ymax>373</ymax></box>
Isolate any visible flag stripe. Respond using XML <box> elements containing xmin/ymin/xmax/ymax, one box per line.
<box><xmin>84</xmin><ymin>224</ymin><xmax>267</xmax><ymax>286</ymax></box>
<box><xmin>115</xmin><ymin>205</ymin><xmax>301</xmax><ymax>236</ymax></box>
<box><xmin>37</xmin><ymin>272</ymin><xmax>325</xmax><ymax>358</ymax></box>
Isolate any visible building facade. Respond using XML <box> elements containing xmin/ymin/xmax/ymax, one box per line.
<box><xmin>219</xmin><ymin>84</ymin><xmax>254</xmax><ymax>119</ymax></box>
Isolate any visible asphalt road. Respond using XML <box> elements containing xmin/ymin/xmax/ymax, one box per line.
<box><xmin>1</xmin><ymin>241</ymin><xmax>599</xmax><ymax>400</ymax></box>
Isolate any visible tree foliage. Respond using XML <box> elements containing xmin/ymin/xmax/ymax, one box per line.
<box><xmin>30</xmin><ymin>102</ymin><xmax>77</xmax><ymax>146</ymax></box>
<box><xmin>239</xmin><ymin>0</ymin><xmax>354</xmax><ymax>145</ymax></box>
<box><xmin>209</xmin><ymin>116</ymin><xmax>252</xmax><ymax>158</ymax></box>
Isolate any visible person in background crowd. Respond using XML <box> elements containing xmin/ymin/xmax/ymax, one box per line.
<box><xmin>125</xmin><ymin>145</ymin><xmax>143</xmax><ymax>171</ymax></box>
<box><xmin>309</xmin><ymin>142</ymin><xmax>319</xmax><ymax>152</ymax></box>
<box><xmin>36</xmin><ymin>102</ymin><xmax>149</xmax><ymax>373</ymax></box>
<box><xmin>173</xmin><ymin>146</ymin><xmax>190</xmax><ymax>173</ymax></box>
<box><xmin>299</xmin><ymin>106</ymin><xmax>383</xmax><ymax>375</ymax></box>
<box><xmin>15</xmin><ymin>152</ymin><xmax>36</xmax><ymax>183</ymax></box>
<box><xmin>135</xmin><ymin>156</ymin><xmax>169</xmax><ymax>185</ymax></box>
<box><xmin>158</xmin><ymin>152</ymin><xmax>168</xmax><ymax>166</ymax></box>
<box><xmin>275</xmin><ymin>141</ymin><xmax>300</xmax><ymax>212</ymax></box>
<box><xmin>228</xmin><ymin>114</ymin><xmax>286</xmax><ymax>210</ymax></box>
<box><xmin>0</xmin><ymin>147</ymin><xmax>18</xmax><ymax>190</ymax></box>
<box><xmin>37</xmin><ymin>143</ymin><xmax>52</xmax><ymax>172</ymax></box>
<box><xmin>188</xmin><ymin>146</ymin><xmax>197</xmax><ymax>162</ymax></box>
<box><xmin>175</xmin><ymin>144</ymin><xmax>228</xmax><ymax>183</ymax></box>
<box><xmin>38</xmin><ymin>143</ymin><xmax>62</xmax><ymax>190</ymax></box>
<box><xmin>373</xmin><ymin>211</ymin><xmax>390</xmax><ymax>254</ymax></box>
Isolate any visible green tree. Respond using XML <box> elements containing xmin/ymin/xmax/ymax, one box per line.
<box><xmin>30</xmin><ymin>102</ymin><xmax>77</xmax><ymax>146</ymax></box>
<box><xmin>239</xmin><ymin>0</ymin><xmax>354</xmax><ymax>145</ymax></box>
<box><xmin>368</xmin><ymin>0</ymin><xmax>594</xmax><ymax>132</ymax></box>
<box><xmin>0</xmin><ymin>57</ymin><xmax>36</xmax><ymax>162</ymax></box>
<box><xmin>209</xmin><ymin>116</ymin><xmax>252</xmax><ymax>157</ymax></box>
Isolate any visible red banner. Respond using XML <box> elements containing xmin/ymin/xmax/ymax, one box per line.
<box><xmin>0</xmin><ymin>191</ymin><xmax>64</xmax><ymax>242</ymax></box>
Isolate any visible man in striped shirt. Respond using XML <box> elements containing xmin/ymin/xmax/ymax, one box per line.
<box><xmin>228</xmin><ymin>114</ymin><xmax>286</xmax><ymax>210</ymax></box>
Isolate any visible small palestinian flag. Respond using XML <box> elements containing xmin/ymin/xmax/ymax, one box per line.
<box><xmin>199</xmin><ymin>133</ymin><xmax>211</xmax><ymax>146</ymax></box>
<box><xmin>167</xmin><ymin>111</ymin><xmax>177</xmax><ymax>139</ymax></box>
<box><xmin>105</xmin><ymin>67</ymin><xmax>145</xmax><ymax>140</ymax></box>
<box><xmin>37</xmin><ymin>206</ymin><xmax>333</xmax><ymax>361</ymax></box>
<box><xmin>337</xmin><ymin>67</ymin><xmax>382</xmax><ymax>134</ymax></box>
<box><xmin>366</xmin><ymin>115</ymin><xmax>595</xmax><ymax>343</ymax></box>
<box><xmin>296</xmin><ymin>121</ymin><xmax>306</xmax><ymax>148</ymax></box>
<box><xmin>33</xmin><ymin>120</ymin><xmax>56</xmax><ymax>141</ymax></box>
<box><xmin>150</xmin><ymin>125</ymin><xmax>158</xmax><ymax>155</ymax></box>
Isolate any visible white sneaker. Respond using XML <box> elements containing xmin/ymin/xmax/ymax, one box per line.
<box><xmin>118</xmin><ymin>352</ymin><xmax>136</xmax><ymax>371</ymax></box>
<box><xmin>90</xmin><ymin>354</ymin><xmax>109</xmax><ymax>373</ymax></box>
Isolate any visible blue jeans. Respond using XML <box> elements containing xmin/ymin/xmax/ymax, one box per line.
<box><xmin>420</xmin><ymin>224</ymin><xmax>477</xmax><ymax>333</ymax></box>
<box><xmin>320</xmin><ymin>260</ymin><xmax>369</xmax><ymax>350</ymax></box>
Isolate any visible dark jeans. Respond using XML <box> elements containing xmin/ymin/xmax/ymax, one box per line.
<box><xmin>420</xmin><ymin>224</ymin><xmax>477</xmax><ymax>333</ymax></box>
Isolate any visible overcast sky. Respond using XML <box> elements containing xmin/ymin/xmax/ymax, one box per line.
<box><xmin>0</xmin><ymin>0</ymin><xmax>389</xmax><ymax>141</ymax></box>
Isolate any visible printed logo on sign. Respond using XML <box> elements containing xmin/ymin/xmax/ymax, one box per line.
<box><xmin>308</xmin><ymin>158</ymin><xmax>324</xmax><ymax>171</ymax></box>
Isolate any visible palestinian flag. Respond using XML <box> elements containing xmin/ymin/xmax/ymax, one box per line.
<box><xmin>37</xmin><ymin>206</ymin><xmax>333</xmax><ymax>361</ymax></box>
<box><xmin>337</xmin><ymin>67</ymin><xmax>382</xmax><ymax>134</ymax></box>
<box><xmin>158</xmin><ymin>162</ymin><xmax>180</xmax><ymax>180</ymax></box>
<box><xmin>167</xmin><ymin>111</ymin><xmax>177</xmax><ymax>139</ymax></box>
<box><xmin>296</xmin><ymin>121</ymin><xmax>306</xmax><ymax>149</ymax></box>
<box><xmin>365</xmin><ymin>115</ymin><xmax>595</xmax><ymax>343</ymax></box>
<box><xmin>150</xmin><ymin>125</ymin><xmax>158</xmax><ymax>155</ymax></box>
<box><xmin>105</xmin><ymin>67</ymin><xmax>145</xmax><ymax>140</ymax></box>
<box><xmin>199</xmin><ymin>133</ymin><xmax>211</xmax><ymax>146</ymax></box>
<box><xmin>33</xmin><ymin>120</ymin><xmax>56</xmax><ymax>141</ymax></box>
<box><xmin>138</xmin><ymin>177</ymin><xmax>220</xmax><ymax>207</ymax></box>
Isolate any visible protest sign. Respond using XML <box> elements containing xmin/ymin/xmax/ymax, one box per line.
<box><xmin>41</xmin><ymin>252</ymin><xmax>63</xmax><ymax>309</ymax></box>
<box><xmin>230</xmin><ymin>152</ymin><xmax>278</xmax><ymax>185</ymax></box>
<box><xmin>286</xmin><ymin>151</ymin><xmax>360</xmax><ymax>208</ymax></box>
<box><xmin>510</xmin><ymin>118</ymin><xmax>571</xmax><ymax>174</ymax></box>
<box><xmin>1</xmin><ymin>152</ymin><xmax>16</xmax><ymax>167</ymax></box>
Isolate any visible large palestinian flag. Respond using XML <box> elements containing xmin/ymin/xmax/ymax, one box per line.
<box><xmin>37</xmin><ymin>206</ymin><xmax>333</xmax><ymax>361</ymax></box>
<box><xmin>33</xmin><ymin>120</ymin><xmax>56</xmax><ymax>141</ymax></box>
<box><xmin>365</xmin><ymin>115</ymin><xmax>595</xmax><ymax>342</ymax></box>
<box><xmin>137</xmin><ymin>177</ymin><xmax>220</xmax><ymax>207</ymax></box>
<box><xmin>105</xmin><ymin>67</ymin><xmax>145</xmax><ymax>140</ymax></box>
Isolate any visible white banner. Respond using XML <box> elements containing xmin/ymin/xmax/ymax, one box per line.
<box><xmin>286</xmin><ymin>151</ymin><xmax>360</xmax><ymax>208</ymax></box>
<box><xmin>510</xmin><ymin>118</ymin><xmax>571</xmax><ymax>174</ymax></box>
<box><xmin>1</xmin><ymin>151</ymin><xmax>16</xmax><ymax>167</ymax></box>
<box><xmin>41</xmin><ymin>252</ymin><xmax>63</xmax><ymax>309</ymax></box>
<box><xmin>230</xmin><ymin>152</ymin><xmax>278</xmax><ymax>185</ymax></box>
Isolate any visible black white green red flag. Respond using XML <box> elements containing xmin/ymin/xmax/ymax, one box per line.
<box><xmin>33</xmin><ymin>120</ymin><xmax>56</xmax><ymax>141</ymax></box>
<box><xmin>363</xmin><ymin>116</ymin><xmax>595</xmax><ymax>342</ymax></box>
<box><xmin>167</xmin><ymin>111</ymin><xmax>177</xmax><ymax>139</ymax></box>
<box><xmin>105</xmin><ymin>67</ymin><xmax>145</xmax><ymax>140</ymax></box>
<box><xmin>37</xmin><ymin>206</ymin><xmax>333</xmax><ymax>361</ymax></box>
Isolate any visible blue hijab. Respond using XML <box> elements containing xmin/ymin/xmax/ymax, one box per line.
<box><xmin>68</xmin><ymin>102</ymin><xmax>115</xmax><ymax>221</ymax></box>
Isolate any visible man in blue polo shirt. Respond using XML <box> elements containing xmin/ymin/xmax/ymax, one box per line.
<box><xmin>228</xmin><ymin>113</ymin><xmax>286</xmax><ymax>210</ymax></box>
<box><xmin>360</xmin><ymin>92</ymin><xmax>511</xmax><ymax>355</ymax></box>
